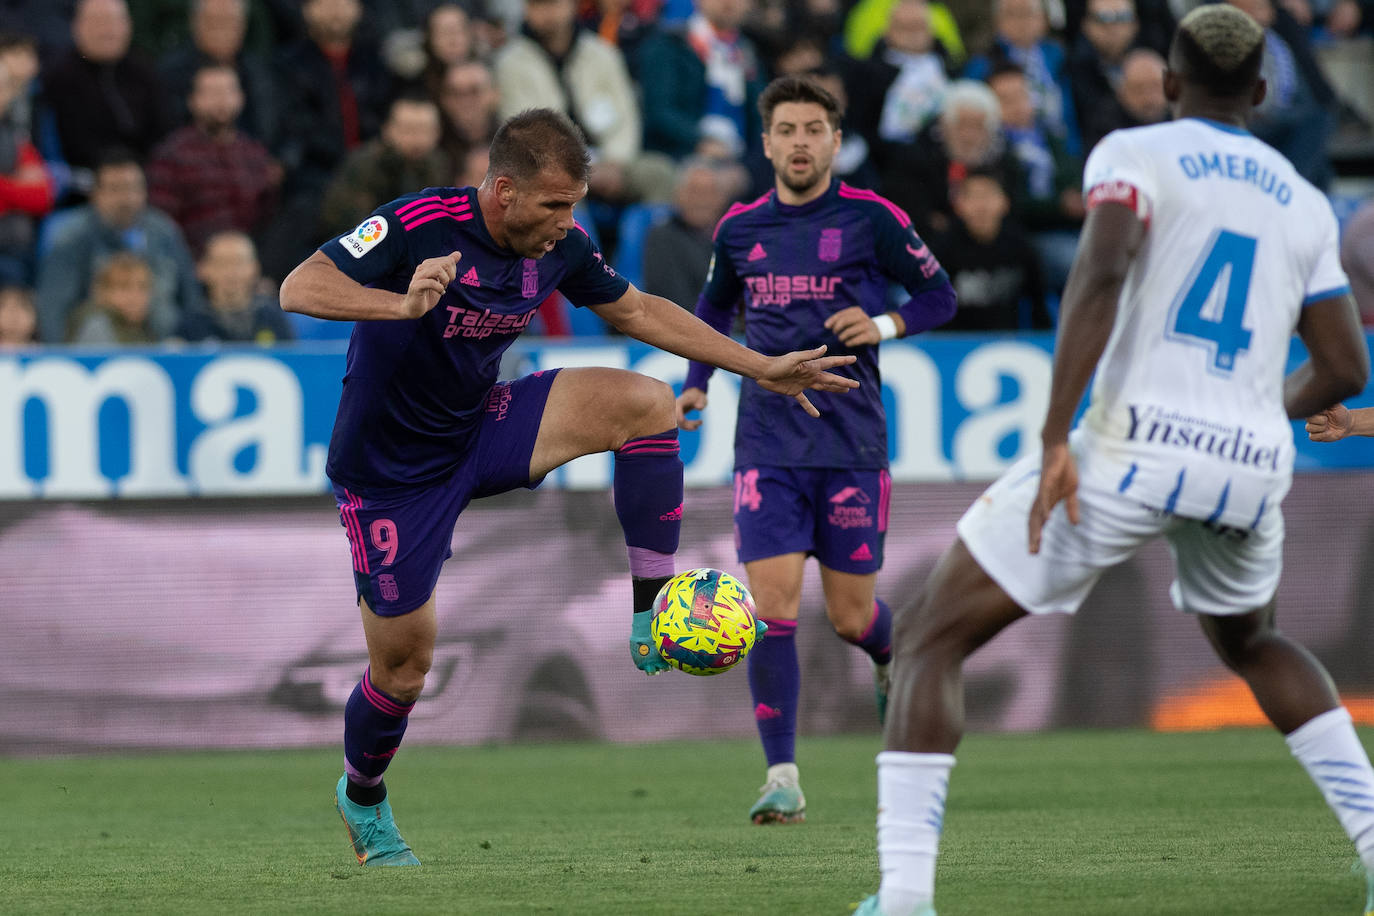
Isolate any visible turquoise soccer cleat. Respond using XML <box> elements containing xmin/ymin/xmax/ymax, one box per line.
<box><xmin>850</xmin><ymin>895</ymin><xmax>936</xmax><ymax>916</ymax></box>
<box><xmin>334</xmin><ymin>775</ymin><xmax>421</xmax><ymax>867</ymax></box>
<box><xmin>749</xmin><ymin>764</ymin><xmax>806</xmax><ymax>825</ymax></box>
<box><xmin>630</xmin><ymin>608</ymin><xmax>670</xmax><ymax>674</ymax></box>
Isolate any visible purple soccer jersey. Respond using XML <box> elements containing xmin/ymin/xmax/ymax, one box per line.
<box><xmin>687</xmin><ymin>180</ymin><xmax>949</xmax><ymax>470</ymax></box>
<box><xmin>320</xmin><ymin>187</ymin><xmax>629</xmax><ymax>495</ymax></box>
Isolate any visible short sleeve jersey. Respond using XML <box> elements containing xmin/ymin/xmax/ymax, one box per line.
<box><xmin>1075</xmin><ymin>119</ymin><xmax>1350</xmax><ymax>529</ymax></box>
<box><xmin>701</xmin><ymin>180</ymin><xmax>948</xmax><ymax>469</ymax></box>
<box><xmin>321</xmin><ymin>187</ymin><xmax>629</xmax><ymax>494</ymax></box>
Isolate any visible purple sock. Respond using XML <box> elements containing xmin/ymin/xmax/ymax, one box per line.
<box><xmin>749</xmin><ymin>618</ymin><xmax>799</xmax><ymax>766</ymax></box>
<box><xmin>343</xmin><ymin>668</ymin><xmax>414</xmax><ymax>791</ymax></box>
<box><xmin>839</xmin><ymin>598</ymin><xmax>892</xmax><ymax>665</ymax></box>
<box><xmin>613</xmin><ymin>430</ymin><xmax>683</xmax><ymax>556</ymax></box>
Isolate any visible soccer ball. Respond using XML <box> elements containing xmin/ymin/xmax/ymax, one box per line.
<box><xmin>651</xmin><ymin>568</ymin><xmax>760</xmax><ymax>676</ymax></box>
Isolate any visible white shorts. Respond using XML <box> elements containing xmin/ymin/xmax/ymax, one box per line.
<box><xmin>956</xmin><ymin>452</ymin><xmax>1284</xmax><ymax>616</ymax></box>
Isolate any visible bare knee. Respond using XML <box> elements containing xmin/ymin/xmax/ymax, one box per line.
<box><xmin>892</xmin><ymin>588</ymin><xmax>961</xmax><ymax>662</ymax></box>
<box><xmin>752</xmin><ymin>582</ymin><xmax>803</xmax><ymax>622</ymax></box>
<box><xmin>363</xmin><ymin>614</ymin><xmax>436</xmax><ymax>704</ymax></box>
<box><xmin>368</xmin><ymin>651</ymin><xmax>432</xmax><ymax>705</ymax></box>
<box><xmin>614</xmin><ymin>375</ymin><xmax>675</xmax><ymax>443</ymax></box>
<box><xmin>828</xmin><ymin>597</ymin><xmax>875</xmax><ymax>641</ymax></box>
<box><xmin>1200</xmin><ymin>610</ymin><xmax>1272</xmax><ymax>672</ymax></box>
<box><xmin>892</xmin><ymin>542</ymin><xmax>1024</xmax><ymax>666</ymax></box>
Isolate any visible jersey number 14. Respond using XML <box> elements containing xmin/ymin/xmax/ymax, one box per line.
<box><xmin>1167</xmin><ymin>229</ymin><xmax>1257</xmax><ymax>373</ymax></box>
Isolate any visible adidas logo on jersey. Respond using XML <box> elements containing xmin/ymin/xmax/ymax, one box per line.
<box><xmin>849</xmin><ymin>544</ymin><xmax>873</xmax><ymax>562</ymax></box>
<box><xmin>747</xmin><ymin>243</ymin><xmax>767</xmax><ymax>262</ymax></box>
<box><xmin>459</xmin><ymin>266</ymin><xmax>481</xmax><ymax>287</ymax></box>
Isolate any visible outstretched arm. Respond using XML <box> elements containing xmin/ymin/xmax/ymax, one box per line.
<box><xmin>592</xmin><ymin>285</ymin><xmax>859</xmax><ymax>417</ymax></box>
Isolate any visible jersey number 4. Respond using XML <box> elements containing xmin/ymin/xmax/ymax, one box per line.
<box><xmin>1166</xmin><ymin>229</ymin><xmax>1257</xmax><ymax>373</ymax></box>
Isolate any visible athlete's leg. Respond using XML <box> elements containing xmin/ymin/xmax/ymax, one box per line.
<box><xmin>744</xmin><ymin>552</ymin><xmax>809</xmax><ymax>823</ymax></box>
<box><xmin>342</xmin><ymin>593</ymin><xmax>436</xmax><ymax>802</ymax></box>
<box><xmin>1198</xmin><ymin>603</ymin><xmax>1338</xmax><ymax>734</ymax></box>
<box><xmin>330</xmin><ymin>464</ymin><xmax>468</xmax><ymax>866</ymax></box>
<box><xmin>528</xmin><ymin>367</ymin><xmax>677</xmax><ymax>473</ymax></box>
<box><xmin>746</xmin><ymin>552</ymin><xmax>807</xmax><ymax>765</ymax></box>
<box><xmin>874</xmin><ymin>458</ymin><xmax>1159</xmax><ymax>914</ymax></box>
<box><xmin>876</xmin><ymin>539</ymin><xmax>1027</xmax><ymax>914</ymax></box>
<box><xmin>819</xmin><ymin>567</ymin><xmax>889</xmax><ymax>657</ymax></box>
<box><xmin>819</xmin><ymin>566</ymin><xmax>893</xmax><ymax>725</ymax></box>
<box><xmin>1200</xmin><ymin>607</ymin><xmax>1374</xmax><ymax>874</ymax></box>
<box><xmin>332</xmin><ymin>594</ymin><xmax>436</xmax><ymax>866</ymax></box>
<box><xmin>359</xmin><ymin>594</ymin><xmax>437</xmax><ymax>703</ymax></box>
<box><xmin>812</xmin><ymin>468</ymin><xmax>893</xmax><ymax>718</ymax></box>
<box><xmin>529</xmin><ymin>368</ymin><xmax>682</xmax><ymax>661</ymax></box>
<box><xmin>887</xmin><ymin>539</ymin><xmax>1026</xmax><ymax>753</ymax></box>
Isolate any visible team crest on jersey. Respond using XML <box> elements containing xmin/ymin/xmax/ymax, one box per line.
<box><xmin>818</xmin><ymin>228</ymin><xmax>842</xmax><ymax>262</ymax></box>
<box><xmin>521</xmin><ymin>259</ymin><xmax>539</xmax><ymax>298</ymax></box>
<box><xmin>339</xmin><ymin>216</ymin><xmax>388</xmax><ymax>258</ymax></box>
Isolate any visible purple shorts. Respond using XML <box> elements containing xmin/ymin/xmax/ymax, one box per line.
<box><xmin>332</xmin><ymin>369</ymin><xmax>559</xmax><ymax>616</ymax></box>
<box><xmin>732</xmin><ymin>464</ymin><xmax>892</xmax><ymax>574</ymax></box>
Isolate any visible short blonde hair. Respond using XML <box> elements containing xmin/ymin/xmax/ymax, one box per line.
<box><xmin>1174</xmin><ymin>5</ymin><xmax>1265</xmax><ymax>94</ymax></box>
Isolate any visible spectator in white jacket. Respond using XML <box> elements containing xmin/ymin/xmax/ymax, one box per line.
<box><xmin>493</xmin><ymin>0</ymin><xmax>674</xmax><ymax>204</ymax></box>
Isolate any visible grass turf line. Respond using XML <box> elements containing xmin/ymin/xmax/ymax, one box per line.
<box><xmin>4</xmin><ymin>729</ymin><xmax>1368</xmax><ymax>914</ymax></box>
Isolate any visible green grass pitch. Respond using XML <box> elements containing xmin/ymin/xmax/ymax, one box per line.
<box><xmin>6</xmin><ymin>729</ymin><xmax>1368</xmax><ymax>914</ymax></box>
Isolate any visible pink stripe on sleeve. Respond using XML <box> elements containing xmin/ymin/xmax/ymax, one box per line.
<box><xmin>395</xmin><ymin>193</ymin><xmax>466</xmax><ymax>216</ymax></box>
<box><xmin>398</xmin><ymin>201</ymin><xmax>471</xmax><ymax>225</ymax></box>
<box><xmin>839</xmin><ymin>183</ymin><xmax>913</xmax><ymax>228</ymax></box>
<box><xmin>403</xmin><ymin>210</ymin><xmax>474</xmax><ymax>231</ymax></box>
<box><xmin>712</xmin><ymin>191</ymin><xmax>773</xmax><ymax>240</ymax></box>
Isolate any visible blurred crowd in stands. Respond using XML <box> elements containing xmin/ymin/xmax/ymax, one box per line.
<box><xmin>1</xmin><ymin>0</ymin><xmax>1372</xmax><ymax>349</ymax></box>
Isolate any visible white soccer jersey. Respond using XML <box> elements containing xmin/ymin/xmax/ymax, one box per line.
<box><xmin>1074</xmin><ymin>117</ymin><xmax>1351</xmax><ymax>530</ymax></box>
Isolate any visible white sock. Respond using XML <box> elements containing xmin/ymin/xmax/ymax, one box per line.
<box><xmin>766</xmin><ymin>762</ymin><xmax>800</xmax><ymax>785</ymax></box>
<box><xmin>1286</xmin><ymin>707</ymin><xmax>1374</xmax><ymax>871</ymax></box>
<box><xmin>876</xmin><ymin>750</ymin><xmax>955</xmax><ymax>916</ymax></box>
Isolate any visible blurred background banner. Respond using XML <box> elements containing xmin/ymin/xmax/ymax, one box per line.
<box><xmin>6</xmin><ymin>335</ymin><xmax>1374</xmax><ymax>754</ymax></box>
<box><xmin>8</xmin><ymin>332</ymin><xmax>1374</xmax><ymax>500</ymax></box>
<box><xmin>5</xmin><ymin>477</ymin><xmax>1374</xmax><ymax>755</ymax></box>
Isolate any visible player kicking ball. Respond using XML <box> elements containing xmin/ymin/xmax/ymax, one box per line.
<box><xmin>279</xmin><ymin>109</ymin><xmax>859</xmax><ymax>867</ymax></box>
<box><xmin>856</xmin><ymin>5</ymin><xmax>1374</xmax><ymax>914</ymax></box>
<box><xmin>676</xmin><ymin>75</ymin><xmax>956</xmax><ymax>826</ymax></box>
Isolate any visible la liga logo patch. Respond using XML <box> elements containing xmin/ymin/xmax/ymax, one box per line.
<box><xmin>340</xmin><ymin>216</ymin><xmax>388</xmax><ymax>258</ymax></box>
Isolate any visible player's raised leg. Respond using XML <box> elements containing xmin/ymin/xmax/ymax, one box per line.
<box><xmin>1199</xmin><ymin>606</ymin><xmax>1374</xmax><ymax>894</ymax></box>
<box><xmin>743</xmin><ymin>551</ymin><xmax>809</xmax><ymax>824</ymax></box>
<box><xmin>874</xmin><ymin>540</ymin><xmax>1027</xmax><ymax>916</ymax></box>
<box><xmin>336</xmin><ymin>593</ymin><xmax>434</xmax><ymax>866</ymax></box>
<box><xmin>529</xmin><ymin>367</ymin><xmax>682</xmax><ymax>673</ymax></box>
